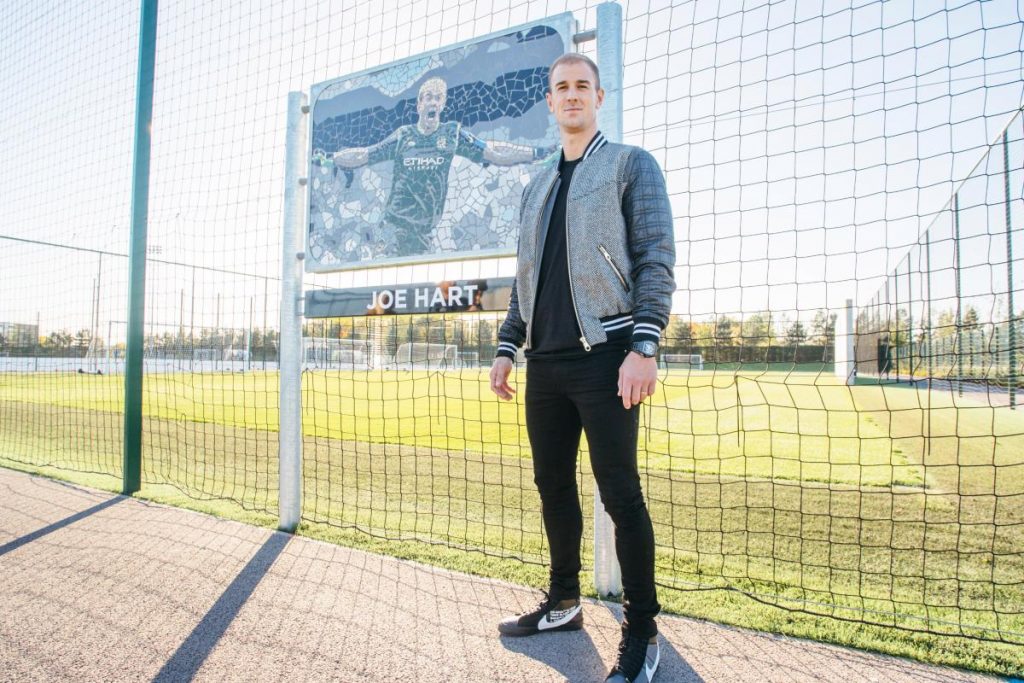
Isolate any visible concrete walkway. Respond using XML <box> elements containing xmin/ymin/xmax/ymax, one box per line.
<box><xmin>0</xmin><ymin>467</ymin><xmax>1005</xmax><ymax>682</ymax></box>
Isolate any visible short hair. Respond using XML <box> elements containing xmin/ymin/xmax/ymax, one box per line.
<box><xmin>548</xmin><ymin>53</ymin><xmax>601</xmax><ymax>91</ymax></box>
<box><xmin>418</xmin><ymin>77</ymin><xmax>448</xmax><ymax>102</ymax></box>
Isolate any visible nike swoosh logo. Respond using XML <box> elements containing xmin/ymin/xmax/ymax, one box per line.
<box><xmin>645</xmin><ymin>644</ymin><xmax>660</xmax><ymax>681</ymax></box>
<box><xmin>536</xmin><ymin>604</ymin><xmax>581</xmax><ymax>630</ymax></box>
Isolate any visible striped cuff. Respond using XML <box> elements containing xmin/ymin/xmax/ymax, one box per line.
<box><xmin>601</xmin><ymin>313</ymin><xmax>633</xmax><ymax>333</ymax></box>
<box><xmin>631</xmin><ymin>318</ymin><xmax>663</xmax><ymax>345</ymax></box>
<box><xmin>495</xmin><ymin>341</ymin><xmax>518</xmax><ymax>360</ymax></box>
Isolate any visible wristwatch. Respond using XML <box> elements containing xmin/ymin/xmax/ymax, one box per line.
<box><xmin>630</xmin><ymin>340</ymin><xmax>658</xmax><ymax>358</ymax></box>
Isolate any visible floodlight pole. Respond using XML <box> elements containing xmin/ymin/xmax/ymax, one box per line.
<box><xmin>954</xmin><ymin>194</ymin><xmax>963</xmax><ymax>397</ymax></box>
<box><xmin>589</xmin><ymin>1</ymin><xmax>624</xmax><ymax>599</ymax></box>
<box><xmin>1003</xmin><ymin>131</ymin><xmax>1016</xmax><ymax>409</ymax></box>
<box><xmin>925</xmin><ymin>230</ymin><xmax>932</xmax><ymax>385</ymax></box>
<box><xmin>279</xmin><ymin>92</ymin><xmax>307</xmax><ymax>532</ymax></box>
<box><xmin>122</xmin><ymin>0</ymin><xmax>159</xmax><ymax>495</ymax></box>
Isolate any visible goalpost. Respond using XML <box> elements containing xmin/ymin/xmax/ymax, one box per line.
<box><xmin>661</xmin><ymin>353</ymin><xmax>704</xmax><ymax>371</ymax></box>
<box><xmin>392</xmin><ymin>342</ymin><xmax>458</xmax><ymax>370</ymax></box>
<box><xmin>302</xmin><ymin>337</ymin><xmax>372</xmax><ymax>369</ymax></box>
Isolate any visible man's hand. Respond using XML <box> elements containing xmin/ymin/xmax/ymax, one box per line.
<box><xmin>618</xmin><ymin>352</ymin><xmax>658</xmax><ymax>409</ymax></box>
<box><xmin>490</xmin><ymin>357</ymin><xmax>516</xmax><ymax>401</ymax></box>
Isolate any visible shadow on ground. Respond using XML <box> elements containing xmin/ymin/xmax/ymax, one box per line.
<box><xmin>153</xmin><ymin>532</ymin><xmax>291</xmax><ymax>682</ymax></box>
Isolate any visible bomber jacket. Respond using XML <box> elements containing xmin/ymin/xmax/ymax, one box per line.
<box><xmin>496</xmin><ymin>131</ymin><xmax>676</xmax><ymax>358</ymax></box>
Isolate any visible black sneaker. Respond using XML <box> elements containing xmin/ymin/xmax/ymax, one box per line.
<box><xmin>497</xmin><ymin>591</ymin><xmax>583</xmax><ymax>637</ymax></box>
<box><xmin>605</xmin><ymin>630</ymin><xmax>659</xmax><ymax>682</ymax></box>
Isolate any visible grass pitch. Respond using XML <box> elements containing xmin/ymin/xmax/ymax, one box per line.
<box><xmin>1</xmin><ymin>366</ymin><xmax>1022</xmax><ymax>675</ymax></box>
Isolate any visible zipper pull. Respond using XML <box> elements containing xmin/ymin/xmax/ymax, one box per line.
<box><xmin>580</xmin><ymin>335</ymin><xmax>592</xmax><ymax>352</ymax></box>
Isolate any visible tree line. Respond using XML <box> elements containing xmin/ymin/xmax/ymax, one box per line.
<box><xmin>0</xmin><ymin>327</ymin><xmax>280</xmax><ymax>360</ymax></box>
<box><xmin>4</xmin><ymin>309</ymin><xmax>846</xmax><ymax>363</ymax></box>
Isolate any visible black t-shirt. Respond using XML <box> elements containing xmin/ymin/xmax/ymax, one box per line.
<box><xmin>528</xmin><ymin>155</ymin><xmax>581</xmax><ymax>356</ymax></box>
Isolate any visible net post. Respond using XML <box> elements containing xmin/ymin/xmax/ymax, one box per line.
<box><xmin>1003</xmin><ymin>130</ymin><xmax>1016</xmax><ymax>408</ymax></box>
<box><xmin>906</xmin><ymin>258</ymin><xmax>913</xmax><ymax>382</ymax></box>
<box><xmin>835</xmin><ymin>299</ymin><xmax>855</xmax><ymax>385</ymax></box>
<box><xmin>592</xmin><ymin>0</ymin><xmax>624</xmax><ymax>600</ymax></box>
<box><xmin>925</xmin><ymin>228</ymin><xmax>932</xmax><ymax>387</ymax></box>
<box><xmin>954</xmin><ymin>193</ymin><xmax>963</xmax><ymax>396</ymax></box>
<box><xmin>279</xmin><ymin>91</ymin><xmax>307</xmax><ymax>533</ymax></box>
<box><xmin>893</xmin><ymin>260</ymin><xmax>900</xmax><ymax>382</ymax></box>
<box><xmin>122</xmin><ymin>0</ymin><xmax>159</xmax><ymax>496</ymax></box>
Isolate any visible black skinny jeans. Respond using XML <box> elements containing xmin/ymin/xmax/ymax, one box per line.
<box><xmin>525</xmin><ymin>349</ymin><xmax>660</xmax><ymax>638</ymax></box>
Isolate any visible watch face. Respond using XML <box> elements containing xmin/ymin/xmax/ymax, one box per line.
<box><xmin>633</xmin><ymin>341</ymin><xmax>657</xmax><ymax>358</ymax></box>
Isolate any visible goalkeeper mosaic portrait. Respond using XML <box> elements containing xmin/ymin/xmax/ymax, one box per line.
<box><xmin>307</xmin><ymin>17</ymin><xmax>573</xmax><ymax>270</ymax></box>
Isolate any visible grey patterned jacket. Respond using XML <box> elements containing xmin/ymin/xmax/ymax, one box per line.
<box><xmin>496</xmin><ymin>131</ymin><xmax>676</xmax><ymax>358</ymax></box>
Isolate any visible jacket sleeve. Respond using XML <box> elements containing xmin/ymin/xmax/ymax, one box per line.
<box><xmin>622</xmin><ymin>148</ymin><xmax>676</xmax><ymax>345</ymax></box>
<box><xmin>495</xmin><ymin>183</ymin><xmax>531</xmax><ymax>360</ymax></box>
<box><xmin>495</xmin><ymin>278</ymin><xmax>526</xmax><ymax>360</ymax></box>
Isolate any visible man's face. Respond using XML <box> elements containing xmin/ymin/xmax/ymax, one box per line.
<box><xmin>417</xmin><ymin>88</ymin><xmax>446</xmax><ymax>124</ymax></box>
<box><xmin>546</xmin><ymin>61</ymin><xmax>604</xmax><ymax>134</ymax></box>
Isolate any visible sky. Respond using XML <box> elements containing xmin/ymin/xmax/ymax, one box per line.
<box><xmin>0</xmin><ymin>0</ymin><xmax>1022</xmax><ymax>341</ymax></box>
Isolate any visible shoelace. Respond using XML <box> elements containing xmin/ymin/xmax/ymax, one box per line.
<box><xmin>613</xmin><ymin>632</ymin><xmax>649</xmax><ymax>679</ymax></box>
<box><xmin>533</xmin><ymin>590</ymin><xmax>554</xmax><ymax>613</ymax></box>
<box><xmin>516</xmin><ymin>590</ymin><xmax>554</xmax><ymax>616</ymax></box>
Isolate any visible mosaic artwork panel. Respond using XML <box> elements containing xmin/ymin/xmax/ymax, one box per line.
<box><xmin>307</xmin><ymin>19</ymin><xmax>573</xmax><ymax>271</ymax></box>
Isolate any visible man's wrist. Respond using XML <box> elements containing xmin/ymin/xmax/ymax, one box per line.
<box><xmin>495</xmin><ymin>341</ymin><xmax>518</xmax><ymax>361</ymax></box>
<box><xmin>629</xmin><ymin>340</ymin><xmax>658</xmax><ymax>358</ymax></box>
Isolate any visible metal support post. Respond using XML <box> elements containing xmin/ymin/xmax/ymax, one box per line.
<box><xmin>122</xmin><ymin>0</ymin><xmax>159</xmax><ymax>495</ymax></box>
<box><xmin>593</xmin><ymin>0</ymin><xmax>624</xmax><ymax>599</ymax></box>
<box><xmin>925</xmin><ymin>229</ymin><xmax>932</xmax><ymax>385</ymax></box>
<box><xmin>279</xmin><ymin>91</ymin><xmax>308</xmax><ymax>532</ymax></box>
<box><xmin>1003</xmin><ymin>131</ymin><xmax>1017</xmax><ymax>408</ymax></box>
<box><xmin>954</xmin><ymin>194</ymin><xmax>963</xmax><ymax>397</ymax></box>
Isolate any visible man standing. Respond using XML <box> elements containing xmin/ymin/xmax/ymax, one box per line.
<box><xmin>490</xmin><ymin>53</ymin><xmax>675</xmax><ymax>683</ymax></box>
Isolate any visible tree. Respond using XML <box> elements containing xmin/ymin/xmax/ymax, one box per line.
<box><xmin>411</xmin><ymin>315</ymin><xmax>431</xmax><ymax>344</ymax></box>
<box><xmin>774</xmin><ymin>314</ymin><xmax>790</xmax><ymax>346</ymax></box>
<box><xmin>811</xmin><ymin>310</ymin><xmax>837</xmax><ymax>347</ymax></box>
<box><xmin>714</xmin><ymin>315</ymin><xmax>737</xmax><ymax>346</ymax></box>
<box><xmin>690</xmin><ymin>319</ymin><xmax>716</xmax><ymax>352</ymax></box>
<box><xmin>452</xmin><ymin>318</ymin><xmax>465</xmax><ymax>348</ymax></box>
<box><xmin>44</xmin><ymin>331</ymin><xmax>73</xmax><ymax>354</ymax></box>
<box><xmin>785</xmin><ymin>320</ymin><xmax>808</xmax><ymax>346</ymax></box>
<box><xmin>740</xmin><ymin>312</ymin><xmax>772</xmax><ymax>347</ymax></box>
<box><xmin>663</xmin><ymin>316</ymin><xmax>692</xmax><ymax>353</ymax></box>
<box><xmin>426</xmin><ymin>318</ymin><xmax>447</xmax><ymax>345</ymax></box>
<box><xmin>473</xmin><ymin>318</ymin><xmax>493</xmax><ymax>352</ymax></box>
<box><xmin>888</xmin><ymin>307</ymin><xmax>911</xmax><ymax>347</ymax></box>
<box><xmin>935</xmin><ymin>309</ymin><xmax>957</xmax><ymax>338</ymax></box>
<box><xmin>915</xmin><ymin>317</ymin><xmax>930</xmax><ymax>347</ymax></box>
<box><xmin>962</xmin><ymin>306</ymin><xmax>980</xmax><ymax>331</ymax></box>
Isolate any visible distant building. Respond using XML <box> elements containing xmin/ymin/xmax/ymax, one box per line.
<box><xmin>0</xmin><ymin>322</ymin><xmax>39</xmax><ymax>348</ymax></box>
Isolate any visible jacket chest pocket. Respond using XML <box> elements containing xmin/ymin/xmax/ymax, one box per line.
<box><xmin>570</xmin><ymin>177</ymin><xmax>616</xmax><ymax>200</ymax></box>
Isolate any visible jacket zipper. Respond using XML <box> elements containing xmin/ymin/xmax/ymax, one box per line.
<box><xmin>564</xmin><ymin>173</ymin><xmax>591</xmax><ymax>352</ymax></box>
<box><xmin>525</xmin><ymin>175</ymin><xmax>559</xmax><ymax>350</ymax></box>
<box><xmin>598</xmin><ymin>244</ymin><xmax>630</xmax><ymax>292</ymax></box>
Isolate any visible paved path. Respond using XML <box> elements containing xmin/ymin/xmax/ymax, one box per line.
<box><xmin>0</xmin><ymin>467</ymin><xmax>1006</xmax><ymax>682</ymax></box>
